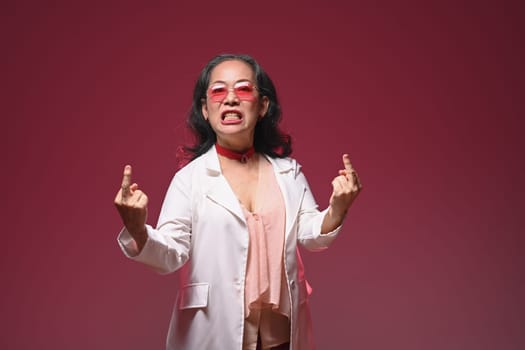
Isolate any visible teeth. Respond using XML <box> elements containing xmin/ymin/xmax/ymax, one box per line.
<box><xmin>223</xmin><ymin>112</ymin><xmax>241</xmax><ymax>119</ymax></box>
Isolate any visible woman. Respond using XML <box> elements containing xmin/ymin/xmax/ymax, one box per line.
<box><xmin>114</xmin><ymin>54</ymin><xmax>362</xmax><ymax>350</ymax></box>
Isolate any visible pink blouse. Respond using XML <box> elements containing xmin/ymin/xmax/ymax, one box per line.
<box><xmin>242</xmin><ymin>156</ymin><xmax>291</xmax><ymax>349</ymax></box>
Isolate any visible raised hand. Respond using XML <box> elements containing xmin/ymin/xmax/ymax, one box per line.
<box><xmin>114</xmin><ymin>165</ymin><xmax>148</xmax><ymax>249</ymax></box>
<box><xmin>322</xmin><ymin>154</ymin><xmax>362</xmax><ymax>233</ymax></box>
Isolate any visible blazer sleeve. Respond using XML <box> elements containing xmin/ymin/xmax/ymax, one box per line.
<box><xmin>294</xmin><ymin>167</ymin><xmax>342</xmax><ymax>251</ymax></box>
<box><xmin>117</xmin><ymin>167</ymin><xmax>193</xmax><ymax>274</ymax></box>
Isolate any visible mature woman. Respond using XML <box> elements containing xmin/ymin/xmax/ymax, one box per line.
<box><xmin>114</xmin><ymin>54</ymin><xmax>362</xmax><ymax>350</ymax></box>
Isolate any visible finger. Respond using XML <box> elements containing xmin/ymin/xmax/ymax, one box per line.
<box><xmin>339</xmin><ymin>169</ymin><xmax>354</xmax><ymax>182</ymax></box>
<box><xmin>136</xmin><ymin>192</ymin><xmax>148</xmax><ymax>208</ymax></box>
<box><xmin>355</xmin><ymin>176</ymin><xmax>362</xmax><ymax>190</ymax></box>
<box><xmin>342</xmin><ymin>154</ymin><xmax>354</xmax><ymax>173</ymax></box>
<box><xmin>129</xmin><ymin>190</ymin><xmax>142</xmax><ymax>206</ymax></box>
<box><xmin>333</xmin><ymin>175</ymin><xmax>349</xmax><ymax>194</ymax></box>
<box><xmin>128</xmin><ymin>184</ymin><xmax>141</xmax><ymax>205</ymax></box>
<box><xmin>340</xmin><ymin>165</ymin><xmax>361</xmax><ymax>188</ymax></box>
<box><xmin>114</xmin><ymin>188</ymin><xmax>123</xmax><ymax>205</ymax></box>
<box><xmin>332</xmin><ymin>178</ymin><xmax>343</xmax><ymax>193</ymax></box>
<box><xmin>351</xmin><ymin>170</ymin><xmax>362</xmax><ymax>189</ymax></box>
<box><xmin>337</xmin><ymin>175</ymin><xmax>354</xmax><ymax>193</ymax></box>
<box><xmin>337</xmin><ymin>169</ymin><xmax>355</xmax><ymax>187</ymax></box>
<box><xmin>121</xmin><ymin>165</ymin><xmax>132</xmax><ymax>198</ymax></box>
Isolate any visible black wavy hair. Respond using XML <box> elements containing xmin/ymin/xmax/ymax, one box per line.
<box><xmin>183</xmin><ymin>54</ymin><xmax>292</xmax><ymax>161</ymax></box>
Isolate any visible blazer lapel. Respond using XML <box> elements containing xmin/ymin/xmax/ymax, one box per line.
<box><xmin>267</xmin><ymin>156</ymin><xmax>306</xmax><ymax>238</ymax></box>
<box><xmin>202</xmin><ymin>147</ymin><xmax>246</xmax><ymax>224</ymax></box>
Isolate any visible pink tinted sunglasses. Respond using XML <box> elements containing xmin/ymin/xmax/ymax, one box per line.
<box><xmin>207</xmin><ymin>81</ymin><xmax>258</xmax><ymax>102</ymax></box>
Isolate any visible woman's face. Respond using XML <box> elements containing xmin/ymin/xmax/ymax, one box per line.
<box><xmin>202</xmin><ymin>59</ymin><xmax>268</xmax><ymax>148</ymax></box>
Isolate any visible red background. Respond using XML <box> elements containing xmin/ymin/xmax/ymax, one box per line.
<box><xmin>3</xmin><ymin>1</ymin><xmax>524</xmax><ymax>349</ymax></box>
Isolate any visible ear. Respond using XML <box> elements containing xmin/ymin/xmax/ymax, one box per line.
<box><xmin>201</xmin><ymin>98</ymin><xmax>208</xmax><ymax>120</ymax></box>
<box><xmin>259</xmin><ymin>96</ymin><xmax>269</xmax><ymax>119</ymax></box>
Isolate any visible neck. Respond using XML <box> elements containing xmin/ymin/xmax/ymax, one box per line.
<box><xmin>215</xmin><ymin>143</ymin><xmax>255</xmax><ymax>163</ymax></box>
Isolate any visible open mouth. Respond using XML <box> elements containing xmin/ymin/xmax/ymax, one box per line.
<box><xmin>221</xmin><ymin>111</ymin><xmax>243</xmax><ymax>124</ymax></box>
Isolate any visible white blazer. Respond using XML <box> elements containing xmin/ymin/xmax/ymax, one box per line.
<box><xmin>118</xmin><ymin>146</ymin><xmax>341</xmax><ymax>350</ymax></box>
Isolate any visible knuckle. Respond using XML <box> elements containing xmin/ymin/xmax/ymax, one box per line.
<box><xmin>133</xmin><ymin>203</ymin><xmax>145</xmax><ymax>210</ymax></box>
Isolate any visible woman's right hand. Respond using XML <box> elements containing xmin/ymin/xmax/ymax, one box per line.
<box><xmin>114</xmin><ymin>165</ymin><xmax>149</xmax><ymax>250</ymax></box>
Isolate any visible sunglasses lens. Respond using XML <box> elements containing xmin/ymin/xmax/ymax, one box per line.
<box><xmin>209</xmin><ymin>84</ymin><xmax>227</xmax><ymax>102</ymax></box>
<box><xmin>234</xmin><ymin>82</ymin><xmax>256</xmax><ymax>101</ymax></box>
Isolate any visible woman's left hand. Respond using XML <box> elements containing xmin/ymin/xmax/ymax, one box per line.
<box><xmin>327</xmin><ymin>154</ymin><xmax>362</xmax><ymax>221</ymax></box>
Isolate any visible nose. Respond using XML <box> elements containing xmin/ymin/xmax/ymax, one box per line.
<box><xmin>223</xmin><ymin>88</ymin><xmax>240</xmax><ymax>105</ymax></box>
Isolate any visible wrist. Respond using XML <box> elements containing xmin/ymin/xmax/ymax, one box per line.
<box><xmin>328</xmin><ymin>206</ymin><xmax>347</xmax><ymax>222</ymax></box>
<box><xmin>129</xmin><ymin>226</ymin><xmax>148</xmax><ymax>250</ymax></box>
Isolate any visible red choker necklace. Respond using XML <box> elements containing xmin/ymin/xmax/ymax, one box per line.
<box><xmin>215</xmin><ymin>143</ymin><xmax>255</xmax><ymax>163</ymax></box>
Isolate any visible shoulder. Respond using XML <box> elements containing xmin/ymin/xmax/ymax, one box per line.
<box><xmin>173</xmin><ymin>147</ymin><xmax>221</xmax><ymax>185</ymax></box>
<box><xmin>164</xmin><ymin>155</ymin><xmax>209</xmax><ymax>201</ymax></box>
<box><xmin>175</xmin><ymin>156</ymin><xmax>202</xmax><ymax>178</ymax></box>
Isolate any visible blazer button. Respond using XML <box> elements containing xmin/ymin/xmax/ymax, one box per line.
<box><xmin>289</xmin><ymin>280</ymin><xmax>295</xmax><ymax>289</ymax></box>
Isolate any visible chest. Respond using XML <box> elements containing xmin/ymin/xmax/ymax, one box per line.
<box><xmin>222</xmin><ymin>165</ymin><xmax>260</xmax><ymax>212</ymax></box>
